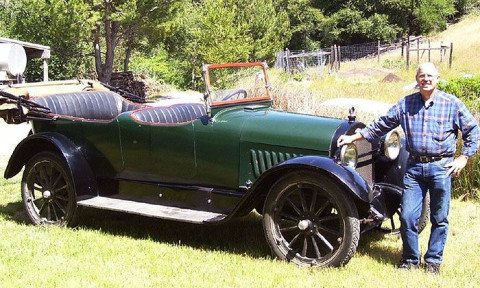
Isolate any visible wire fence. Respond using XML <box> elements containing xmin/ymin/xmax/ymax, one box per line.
<box><xmin>275</xmin><ymin>36</ymin><xmax>452</xmax><ymax>75</ymax></box>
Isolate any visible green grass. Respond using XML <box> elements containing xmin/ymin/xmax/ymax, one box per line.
<box><xmin>1</xmin><ymin>160</ymin><xmax>480</xmax><ymax>287</ymax></box>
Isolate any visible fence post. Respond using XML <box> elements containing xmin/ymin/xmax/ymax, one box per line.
<box><xmin>401</xmin><ymin>38</ymin><xmax>404</xmax><ymax>57</ymax></box>
<box><xmin>416</xmin><ymin>38</ymin><xmax>420</xmax><ymax>63</ymax></box>
<box><xmin>334</xmin><ymin>45</ymin><xmax>338</xmax><ymax>72</ymax></box>
<box><xmin>337</xmin><ymin>45</ymin><xmax>341</xmax><ymax>71</ymax></box>
<box><xmin>330</xmin><ymin>45</ymin><xmax>334</xmax><ymax>72</ymax></box>
<box><xmin>440</xmin><ymin>41</ymin><xmax>443</xmax><ymax>62</ymax></box>
<box><xmin>377</xmin><ymin>40</ymin><xmax>381</xmax><ymax>63</ymax></box>
<box><xmin>406</xmin><ymin>37</ymin><xmax>410</xmax><ymax>69</ymax></box>
<box><xmin>285</xmin><ymin>48</ymin><xmax>290</xmax><ymax>74</ymax></box>
<box><xmin>449</xmin><ymin>42</ymin><xmax>453</xmax><ymax>68</ymax></box>
<box><xmin>428</xmin><ymin>40</ymin><xmax>431</xmax><ymax>62</ymax></box>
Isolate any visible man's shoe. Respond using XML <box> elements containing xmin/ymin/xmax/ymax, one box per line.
<box><xmin>398</xmin><ymin>261</ymin><xmax>420</xmax><ymax>270</ymax></box>
<box><xmin>424</xmin><ymin>262</ymin><xmax>440</xmax><ymax>274</ymax></box>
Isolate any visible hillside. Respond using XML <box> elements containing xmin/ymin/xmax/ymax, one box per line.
<box><xmin>435</xmin><ymin>13</ymin><xmax>480</xmax><ymax>76</ymax></box>
<box><xmin>277</xmin><ymin>13</ymin><xmax>480</xmax><ymax>121</ymax></box>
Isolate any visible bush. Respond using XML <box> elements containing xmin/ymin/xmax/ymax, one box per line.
<box><xmin>130</xmin><ymin>47</ymin><xmax>185</xmax><ymax>88</ymax></box>
<box><xmin>439</xmin><ymin>74</ymin><xmax>480</xmax><ymax>201</ymax></box>
<box><xmin>438</xmin><ymin>74</ymin><xmax>480</xmax><ymax>111</ymax></box>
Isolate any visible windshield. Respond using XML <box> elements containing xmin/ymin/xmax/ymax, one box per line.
<box><xmin>203</xmin><ymin>62</ymin><xmax>271</xmax><ymax>105</ymax></box>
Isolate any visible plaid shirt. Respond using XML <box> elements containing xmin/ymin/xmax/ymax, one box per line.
<box><xmin>360</xmin><ymin>90</ymin><xmax>479</xmax><ymax>157</ymax></box>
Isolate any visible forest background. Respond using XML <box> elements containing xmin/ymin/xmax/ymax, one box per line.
<box><xmin>1</xmin><ymin>0</ymin><xmax>480</xmax><ymax>88</ymax></box>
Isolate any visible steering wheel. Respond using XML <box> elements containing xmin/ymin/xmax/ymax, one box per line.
<box><xmin>221</xmin><ymin>89</ymin><xmax>247</xmax><ymax>101</ymax></box>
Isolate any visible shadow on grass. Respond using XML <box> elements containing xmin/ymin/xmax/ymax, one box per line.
<box><xmin>356</xmin><ymin>229</ymin><xmax>402</xmax><ymax>266</ymax></box>
<box><xmin>1</xmin><ymin>200</ymin><xmax>403</xmax><ymax>265</ymax></box>
<box><xmin>0</xmin><ymin>200</ymin><xmax>272</xmax><ymax>260</ymax></box>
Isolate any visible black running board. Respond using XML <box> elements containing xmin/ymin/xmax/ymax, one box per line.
<box><xmin>77</xmin><ymin>196</ymin><xmax>227</xmax><ymax>224</ymax></box>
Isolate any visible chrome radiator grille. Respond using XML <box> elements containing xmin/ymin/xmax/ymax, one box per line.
<box><xmin>355</xmin><ymin>138</ymin><xmax>374</xmax><ymax>186</ymax></box>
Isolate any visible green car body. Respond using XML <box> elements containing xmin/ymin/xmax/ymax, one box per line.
<box><xmin>1</xmin><ymin>62</ymin><xmax>420</xmax><ymax>268</ymax></box>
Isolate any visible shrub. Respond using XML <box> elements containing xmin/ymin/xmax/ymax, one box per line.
<box><xmin>439</xmin><ymin>74</ymin><xmax>480</xmax><ymax>201</ymax></box>
<box><xmin>130</xmin><ymin>47</ymin><xmax>185</xmax><ymax>88</ymax></box>
<box><xmin>438</xmin><ymin>74</ymin><xmax>480</xmax><ymax>111</ymax></box>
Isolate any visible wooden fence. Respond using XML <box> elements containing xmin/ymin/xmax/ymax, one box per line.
<box><xmin>275</xmin><ymin>36</ymin><xmax>453</xmax><ymax>75</ymax></box>
<box><xmin>404</xmin><ymin>36</ymin><xmax>453</xmax><ymax>68</ymax></box>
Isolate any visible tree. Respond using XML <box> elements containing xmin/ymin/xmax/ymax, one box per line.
<box><xmin>164</xmin><ymin>0</ymin><xmax>290</xmax><ymax>88</ymax></box>
<box><xmin>1</xmin><ymin>0</ymin><xmax>93</xmax><ymax>81</ymax></box>
<box><xmin>410</xmin><ymin>0</ymin><xmax>456</xmax><ymax>35</ymax></box>
<box><xmin>88</xmin><ymin>0</ymin><xmax>179</xmax><ymax>83</ymax></box>
<box><xmin>2</xmin><ymin>0</ymin><xmax>178</xmax><ymax>83</ymax></box>
<box><xmin>277</xmin><ymin>0</ymin><xmax>325</xmax><ymax>50</ymax></box>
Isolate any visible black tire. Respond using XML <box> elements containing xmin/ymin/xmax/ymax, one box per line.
<box><xmin>21</xmin><ymin>151</ymin><xmax>79</xmax><ymax>226</ymax></box>
<box><xmin>382</xmin><ymin>191</ymin><xmax>430</xmax><ymax>235</ymax></box>
<box><xmin>263</xmin><ymin>172</ymin><xmax>360</xmax><ymax>267</ymax></box>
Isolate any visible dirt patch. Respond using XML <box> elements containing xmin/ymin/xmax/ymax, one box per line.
<box><xmin>381</xmin><ymin>73</ymin><xmax>403</xmax><ymax>83</ymax></box>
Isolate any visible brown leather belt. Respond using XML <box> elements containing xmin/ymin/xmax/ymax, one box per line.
<box><xmin>409</xmin><ymin>155</ymin><xmax>451</xmax><ymax>163</ymax></box>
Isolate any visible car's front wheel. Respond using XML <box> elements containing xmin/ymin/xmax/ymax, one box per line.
<box><xmin>21</xmin><ymin>151</ymin><xmax>78</xmax><ymax>226</ymax></box>
<box><xmin>263</xmin><ymin>172</ymin><xmax>359</xmax><ymax>267</ymax></box>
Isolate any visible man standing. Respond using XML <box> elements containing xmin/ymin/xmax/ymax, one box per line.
<box><xmin>337</xmin><ymin>62</ymin><xmax>479</xmax><ymax>274</ymax></box>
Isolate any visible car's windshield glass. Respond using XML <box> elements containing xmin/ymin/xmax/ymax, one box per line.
<box><xmin>206</xmin><ymin>63</ymin><xmax>270</xmax><ymax>104</ymax></box>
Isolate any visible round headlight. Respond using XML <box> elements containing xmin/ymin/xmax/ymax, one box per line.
<box><xmin>340</xmin><ymin>143</ymin><xmax>358</xmax><ymax>168</ymax></box>
<box><xmin>384</xmin><ymin>130</ymin><xmax>401</xmax><ymax>160</ymax></box>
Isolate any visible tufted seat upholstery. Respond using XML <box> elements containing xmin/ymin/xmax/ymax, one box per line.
<box><xmin>132</xmin><ymin>103</ymin><xmax>206</xmax><ymax>124</ymax></box>
<box><xmin>32</xmin><ymin>91</ymin><xmax>145</xmax><ymax>120</ymax></box>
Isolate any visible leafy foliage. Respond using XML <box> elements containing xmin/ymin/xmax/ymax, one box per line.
<box><xmin>164</xmin><ymin>0</ymin><xmax>290</xmax><ymax>88</ymax></box>
<box><xmin>411</xmin><ymin>0</ymin><xmax>456</xmax><ymax>34</ymax></box>
<box><xmin>438</xmin><ymin>74</ymin><xmax>480</xmax><ymax>111</ymax></box>
<box><xmin>129</xmin><ymin>47</ymin><xmax>184</xmax><ymax>87</ymax></box>
<box><xmin>1</xmin><ymin>0</ymin><xmax>479</xmax><ymax>86</ymax></box>
<box><xmin>1</xmin><ymin>0</ymin><xmax>93</xmax><ymax>80</ymax></box>
<box><xmin>438</xmin><ymin>75</ymin><xmax>480</xmax><ymax>200</ymax></box>
<box><xmin>317</xmin><ymin>8</ymin><xmax>400</xmax><ymax>46</ymax></box>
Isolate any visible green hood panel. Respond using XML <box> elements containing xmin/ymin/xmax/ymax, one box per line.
<box><xmin>240</xmin><ymin>109</ymin><xmax>344</xmax><ymax>153</ymax></box>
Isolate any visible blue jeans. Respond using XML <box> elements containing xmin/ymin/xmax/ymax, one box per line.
<box><xmin>400</xmin><ymin>157</ymin><xmax>452</xmax><ymax>265</ymax></box>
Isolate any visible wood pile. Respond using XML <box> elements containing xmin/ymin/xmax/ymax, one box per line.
<box><xmin>110</xmin><ymin>72</ymin><xmax>146</xmax><ymax>99</ymax></box>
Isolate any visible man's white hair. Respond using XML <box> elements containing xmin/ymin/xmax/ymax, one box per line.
<box><xmin>416</xmin><ymin>62</ymin><xmax>439</xmax><ymax>76</ymax></box>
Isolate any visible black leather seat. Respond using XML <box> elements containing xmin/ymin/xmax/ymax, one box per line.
<box><xmin>132</xmin><ymin>103</ymin><xmax>206</xmax><ymax>124</ymax></box>
<box><xmin>33</xmin><ymin>91</ymin><xmax>145</xmax><ymax>120</ymax></box>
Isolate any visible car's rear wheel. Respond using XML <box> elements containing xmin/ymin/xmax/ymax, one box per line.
<box><xmin>380</xmin><ymin>190</ymin><xmax>430</xmax><ymax>235</ymax></box>
<box><xmin>21</xmin><ymin>151</ymin><xmax>78</xmax><ymax>226</ymax></box>
<box><xmin>263</xmin><ymin>172</ymin><xmax>359</xmax><ymax>267</ymax></box>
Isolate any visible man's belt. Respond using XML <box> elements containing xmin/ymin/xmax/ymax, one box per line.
<box><xmin>409</xmin><ymin>155</ymin><xmax>452</xmax><ymax>163</ymax></box>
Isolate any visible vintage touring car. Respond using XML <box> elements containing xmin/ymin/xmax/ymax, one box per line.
<box><xmin>0</xmin><ymin>62</ymin><xmax>427</xmax><ymax>267</ymax></box>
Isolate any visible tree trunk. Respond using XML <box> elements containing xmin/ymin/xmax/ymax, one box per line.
<box><xmin>124</xmin><ymin>44</ymin><xmax>132</xmax><ymax>72</ymax></box>
<box><xmin>93</xmin><ymin>1</ymin><xmax>118</xmax><ymax>84</ymax></box>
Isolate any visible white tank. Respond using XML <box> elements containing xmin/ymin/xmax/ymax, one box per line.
<box><xmin>0</xmin><ymin>43</ymin><xmax>27</xmax><ymax>76</ymax></box>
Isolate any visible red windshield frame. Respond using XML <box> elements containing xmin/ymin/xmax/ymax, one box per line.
<box><xmin>203</xmin><ymin>62</ymin><xmax>271</xmax><ymax>106</ymax></box>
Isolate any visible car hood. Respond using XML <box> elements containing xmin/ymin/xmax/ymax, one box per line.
<box><xmin>240</xmin><ymin>108</ymin><xmax>344</xmax><ymax>153</ymax></box>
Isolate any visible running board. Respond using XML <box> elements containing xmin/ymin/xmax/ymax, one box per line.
<box><xmin>77</xmin><ymin>196</ymin><xmax>227</xmax><ymax>224</ymax></box>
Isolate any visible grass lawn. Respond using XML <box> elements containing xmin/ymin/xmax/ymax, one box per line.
<box><xmin>1</xmin><ymin>155</ymin><xmax>479</xmax><ymax>287</ymax></box>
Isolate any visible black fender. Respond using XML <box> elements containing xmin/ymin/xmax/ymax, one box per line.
<box><xmin>231</xmin><ymin>155</ymin><xmax>371</xmax><ymax>218</ymax></box>
<box><xmin>257</xmin><ymin>155</ymin><xmax>371</xmax><ymax>202</ymax></box>
<box><xmin>4</xmin><ymin>132</ymin><xmax>98</xmax><ymax>197</ymax></box>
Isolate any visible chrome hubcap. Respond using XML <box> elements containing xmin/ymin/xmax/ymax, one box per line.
<box><xmin>42</xmin><ymin>190</ymin><xmax>52</xmax><ymax>199</ymax></box>
<box><xmin>298</xmin><ymin>219</ymin><xmax>311</xmax><ymax>231</ymax></box>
